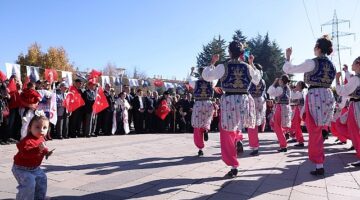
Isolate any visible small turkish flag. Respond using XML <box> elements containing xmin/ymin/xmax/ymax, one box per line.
<box><xmin>63</xmin><ymin>86</ymin><xmax>85</xmax><ymax>112</ymax></box>
<box><xmin>155</xmin><ymin>99</ymin><xmax>170</xmax><ymax>120</ymax></box>
<box><xmin>92</xmin><ymin>87</ymin><xmax>109</xmax><ymax>114</ymax></box>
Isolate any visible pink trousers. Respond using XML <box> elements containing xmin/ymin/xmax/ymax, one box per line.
<box><xmin>193</xmin><ymin>128</ymin><xmax>205</xmax><ymax>149</ymax></box>
<box><xmin>348</xmin><ymin>103</ymin><xmax>360</xmax><ymax>159</ymax></box>
<box><xmin>273</xmin><ymin>105</ymin><xmax>287</xmax><ymax>148</ymax></box>
<box><xmin>290</xmin><ymin>106</ymin><xmax>304</xmax><ymax>143</ymax></box>
<box><xmin>219</xmin><ymin>121</ymin><xmax>240</xmax><ymax>167</ymax></box>
<box><xmin>248</xmin><ymin>126</ymin><xmax>259</xmax><ymax>149</ymax></box>
<box><xmin>305</xmin><ymin>98</ymin><xmax>325</xmax><ymax>164</ymax></box>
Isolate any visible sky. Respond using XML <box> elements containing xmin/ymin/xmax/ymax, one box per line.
<box><xmin>1</xmin><ymin>0</ymin><xmax>360</xmax><ymax>81</ymax></box>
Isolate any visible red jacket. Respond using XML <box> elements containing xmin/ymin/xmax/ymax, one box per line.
<box><xmin>20</xmin><ymin>88</ymin><xmax>41</xmax><ymax>107</ymax></box>
<box><xmin>13</xmin><ymin>135</ymin><xmax>49</xmax><ymax>168</ymax></box>
<box><xmin>8</xmin><ymin>91</ymin><xmax>21</xmax><ymax>109</ymax></box>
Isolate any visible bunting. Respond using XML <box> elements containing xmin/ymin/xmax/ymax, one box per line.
<box><xmin>5</xmin><ymin>63</ymin><xmax>21</xmax><ymax>79</ymax></box>
<box><xmin>61</xmin><ymin>71</ymin><xmax>73</xmax><ymax>86</ymax></box>
<box><xmin>26</xmin><ymin>66</ymin><xmax>40</xmax><ymax>83</ymax></box>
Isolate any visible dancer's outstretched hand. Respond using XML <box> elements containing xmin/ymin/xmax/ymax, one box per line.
<box><xmin>286</xmin><ymin>47</ymin><xmax>292</xmax><ymax>61</ymax></box>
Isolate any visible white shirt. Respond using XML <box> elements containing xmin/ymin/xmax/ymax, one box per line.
<box><xmin>267</xmin><ymin>85</ymin><xmax>283</xmax><ymax>97</ymax></box>
<box><xmin>345</xmin><ymin>70</ymin><xmax>352</xmax><ymax>81</ymax></box>
<box><xmin>202</xmin><ymin>63</ymin><xmax>261</xmax><ymax>85</ymax></box>
<box><xmin>336</xmin><ymin>75</ymin><xmax>360</xmax><ymax>97</ymax></box>
<box><xmin>291</xmin><ymin>91</ymin><xmax>304</xmax><ymax>100</ymax></box>
<box><xmin>283</xmin><ymin>59</ymin><xmax>315</xmax><ymax>74</ymax></box>
<box><xmin>138</xmin><ymin>96</ymin><xmax>144</xmax><ymax>109</ymax></box>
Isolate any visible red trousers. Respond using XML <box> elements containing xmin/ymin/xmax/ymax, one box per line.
<box><xmin>248</xmin><ymin>126</ymin><xmax>259</xmax><ymax>149</ymax></box>
<box><xmin>290</xmin><ymin>106</ymin><xmax>304</xmax><ymax>143</ymax></box>
<box><xmin>193</xmin><ymin>128</ymin><xmax>205</xmax><ymax>149</ymax></box>
<box><xmin>273</xmin><ymin>105</ymin><xmax>287</xmax><ymax>148</ymax></box>
<box><xmin>348</xmin><ymin>103</ymin><xmax>360</xmax><ymax>159</ymax></box>
<box><xmin>305</xmin><ymin>99</ymin><xmax>325</xmax><ymax>164</ymax></box>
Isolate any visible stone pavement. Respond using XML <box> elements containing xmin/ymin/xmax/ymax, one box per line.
<box><xmin>1</xmin><ymin>132</ymin><xmax>360</xmax><ymax>200</ymax></box>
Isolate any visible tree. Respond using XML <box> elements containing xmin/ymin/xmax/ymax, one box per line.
<box><xmin>132</xmin><ymin>66</ymin><xmax>147</xmax><ymax>79</ymax></box>
<box><xmin>102</xmin><ymin>62</ymin><xmax>118</xmax><ymax>76</ymax></box>
<box><xmin>43</xmin><ymin>47</ymin><xmax>74</xmax><ymax>72</ymax></box>
<box><xmin>232</xmin><ymin>29</ymin><xmax>247</xmax><ymax>44</ymax></box>
<box><xmin>196</xmin><ymin>35</ymin><xmax>227</xmax><ymax>67</ymax></box>
<box><xmin>248</xmin><ymin>33</ymin><xmax>286</xmax><ymax>87</ymax></box>
<box><xmin>16</xmin><ymin>43</ymin><xmax>75</xmax><ymax>81</ymax></box>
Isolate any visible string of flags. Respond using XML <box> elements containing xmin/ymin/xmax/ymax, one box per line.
<box><xmin>2</xmin><ymin>63</ymin><xmax>189</xmax><ymax>91</ymax></box>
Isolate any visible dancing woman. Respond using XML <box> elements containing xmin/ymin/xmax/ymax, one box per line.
<box><xmin>335</xmin><ymin>56</ymin><xmax>360</xmax><ymax>167</ymax></box>
<box><xmin>202</xmin><ymin>41</ymin><xmax>261</xmax><ymax>178</ymax></box>
<box><xmin>283</xmin><ymin>35</ymin><xmax>336</xmax><ymax>175</ymax></box>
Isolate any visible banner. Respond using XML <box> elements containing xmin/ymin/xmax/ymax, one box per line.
<box><xmin>164</xmin><ymin>82</ymin><xmax>174</xmax><ymax>89</ymax></box>
<box><xmin>141</xmin><ymin>80</ymin><xmax>150</xmax><ymax>87</ymax></box>
<box><xmin>49</xmin><ymin>93</ymin><xmax>58</xmax><ymax>125</ymax></box>
<box><xmin>112</xmin><ymin>76</ymin><xmax>121</xmax><ymax>86</ymax></box>
<box><xmin>129</xmin><ymin>78</ymin><xmax>139</xmax><ymax>87</ymax></box>
<box><xmin>5</xmin><ymin>63</ymin><xmax>21</xmax><ymax>79</ymax></box>
<box><xmin>26</xmin><ymin>66</ymin><xmax>40</xmax><ymax>83</ymax></box>
<box><xmin>101</xmin><ymin>75</ymin><xmax>110</xmax><ymax>87</ymax></box>
<box><xmin>62</xmin><ymin>71</ymin><xmax>73</xmax><ymax>86</ymax></box>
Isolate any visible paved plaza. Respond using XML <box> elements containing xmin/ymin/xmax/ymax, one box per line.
<box><xmin>1</xmin><ymin>132</ymin><xmax>360</xmax><ymax>200</ymax></box>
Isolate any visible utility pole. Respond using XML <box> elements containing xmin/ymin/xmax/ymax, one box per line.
<box><xmin>321</xmin><ymin>10</ymin><xmax>355</xmax><ymax>70</ymax></box>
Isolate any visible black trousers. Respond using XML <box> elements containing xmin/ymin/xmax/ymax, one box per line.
<box><xmin>133</xmin><ymin>111</ymin><xmax>145</xmax><ymax>134</ymax></box>
<box><xmin>95</xmin><ymin>111</ymin><xmax>105</xmax><ymax>135</ymax></box>
<box><xmin>69</xmin><ymin>108</ymin><xmax>83</xmax><ymax>137</ymax></box>
<box><xmin>8</xmin><ymin>108</ymin><xmax>21</xmax><ymax>140</ymax></box>
<box><xmin>56</xmin><ymin>114</ymin><xmax>69</xmax><ymax>138</ymax></box>
<box><xmin>83</xmin><ymin>112</ymin><xmax>96</xmax><ymax>136</ymax></box>
<box><xmin>102</xmin><ymin>110</ymin><xmax>113</xmax><ymax>135</ymax></box>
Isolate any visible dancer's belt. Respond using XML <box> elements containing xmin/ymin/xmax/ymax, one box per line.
<box><xmin>308</xmin><ymin>85</ymin><xmax>329</xmax><ymax>90</ymax></box>
<box><xmin>350</xmin><ymin>98</ymin><xmax>360</xmax><ymax>102</ymax></box>
<box><xmin>224</xmin><ymin>92</ymin><xmax>248</xmax><ymax>96</ymax></box>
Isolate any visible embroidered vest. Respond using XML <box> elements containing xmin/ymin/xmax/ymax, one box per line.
<box><xmin>304</xmin><ymin>56</ymin><xmax>336</xmax><ymax>87</ymax></box>
<box><xmin>275</xmin><ymin>85</ymin><xmax>290</xmax><ymax>104</ymax></box>
<box><xmin>249</xmin><ymin>79</ymin><xmax>266</xmax><ymax>98</ymax></box>
<box><xmin>193</xmin><ymin>80</ymin><xmax>214</xmax><ymax>100</ymax></box>
<box><xmin>220</xmin><ymin>59</ymin><xmax>251</xmax><ymax>93</ymax></box>
<box><xmin>349</xmin><ymin>74</ymin><xmax>360</xmax><ymax>99</ymax></box>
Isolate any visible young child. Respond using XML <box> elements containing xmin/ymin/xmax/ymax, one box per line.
<box><xmin>12</xmin><ymin>111</ymin><xmax>53</xmax><ymax>199</ymax></box>
<box><xmin>20</xmin><ymin>82</ymin><xmax>42</xmax><ymax>118</ymax></box>
<box><xmin>19</xmin><ymin>82</ymin><xmax>42</xmax><ymax>140</ymax></box>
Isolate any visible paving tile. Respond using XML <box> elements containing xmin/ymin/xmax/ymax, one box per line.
<box><xmin>1</xmin><ymin>132</ymin><xmax>360</xmax><ymax>199</ymax></box>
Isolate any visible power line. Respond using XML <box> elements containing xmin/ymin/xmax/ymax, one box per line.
<box><xmin>302</xmin><ymin>0</ymin><xmax>316</xmax><ymax>39</ymax></box>
<box><xmin>314</xmin><ymin>0</ymin><xmax>322</xmax><ymax>28</ymax></box>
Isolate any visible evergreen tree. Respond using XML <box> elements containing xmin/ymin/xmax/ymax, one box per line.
<box><xmin>248</xmin><ymin>33</ymin><xmax>286</xmax><ymax>87</ymax></box>
<box><xmin>196</xmin><ymin>35</ymin><xmax>227</xmax><ymax>67</ymax></box>
<box><xmin>232</xmin><ymin>30</ymin><xmax>247</xmax><ymax>44</ymax></box>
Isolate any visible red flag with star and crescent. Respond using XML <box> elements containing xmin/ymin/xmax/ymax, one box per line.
<box><xmin>155</xmin><ymin>99</ymin><xmax>171</xmax><ymax>120</ymax></box>
<box><xmin>92</xmin><ymin>87</ymin><xmax>109</xmax><ymax>114</ymax></box>
<box><xmin>63</xmin><ymin>86</ymin><xmax>85</xmax><ymax>113</ymax></box>
<box><xmin>44</xmin><ymin>69</ymin><xmax>58</xmax><ymax>84</ymax></box>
